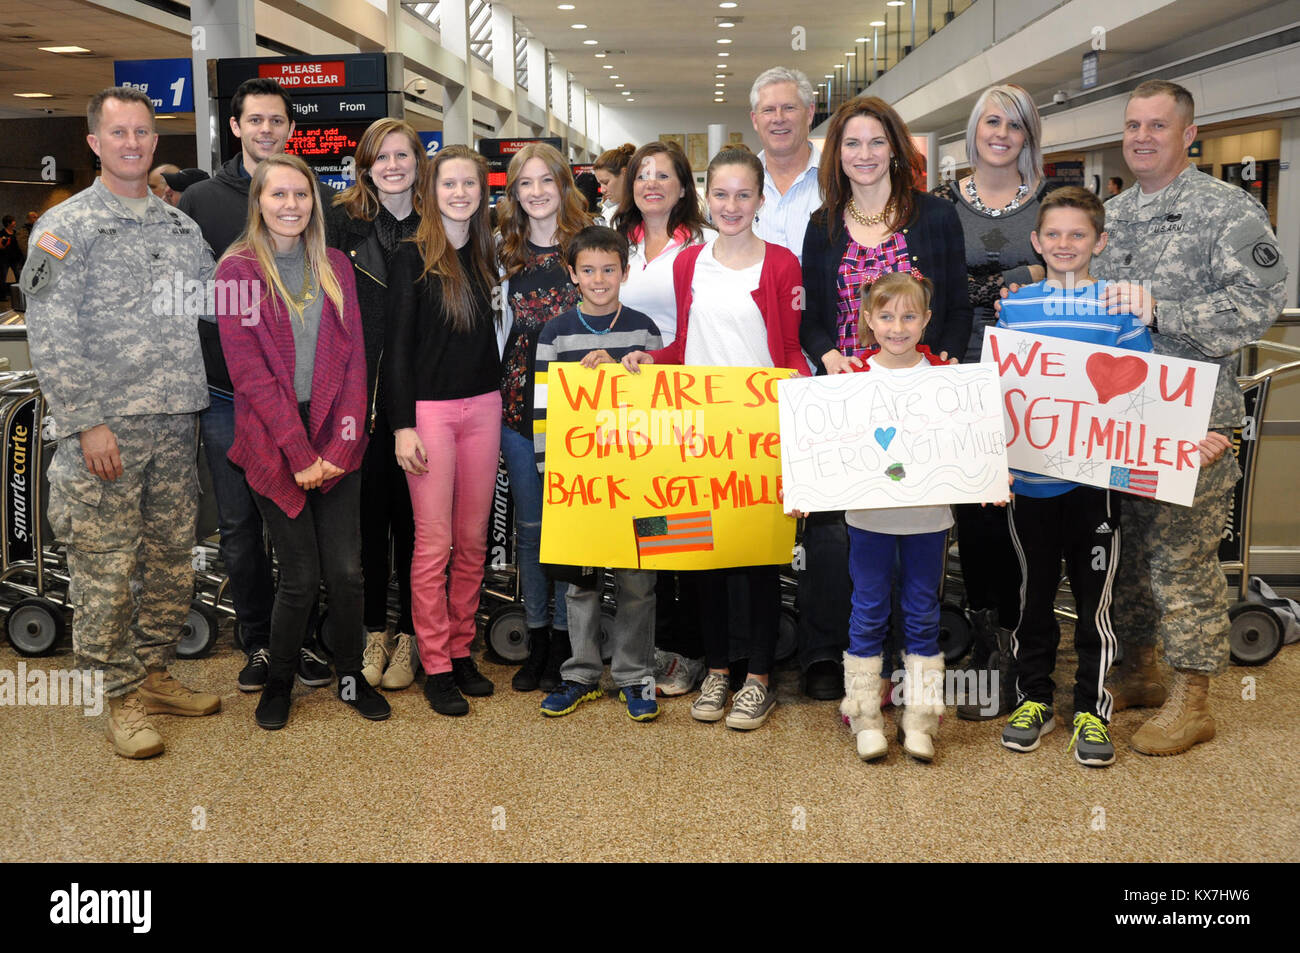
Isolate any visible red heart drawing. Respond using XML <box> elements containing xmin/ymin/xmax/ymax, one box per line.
<box><xmin>1086</xmin><ymin>353</ymin><xmax>1148</xmax><ymax>404</ymax></box>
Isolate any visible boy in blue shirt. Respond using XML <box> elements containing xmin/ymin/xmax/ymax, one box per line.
<box><xmin>995</xmin><ymin>187</ymin><xmax>1152</xmax><ymax>766</ymax></box>
<box><xmin>532</xmin><ymin>226</ymin><xmax>664</xmax><ymax>721</ymax></box>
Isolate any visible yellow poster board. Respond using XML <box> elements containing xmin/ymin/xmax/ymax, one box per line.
<box><xmin>539</xmin><ymin>364</ymin><xmax>798</xmax><ymax>570</ymax></box>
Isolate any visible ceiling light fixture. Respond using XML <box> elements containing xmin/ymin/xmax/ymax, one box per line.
<box><xmin>870</xmin><ymin>19</ymin><xmax>885</xmax><ymax>26</ymax></box>
<box><xmin>40</xmin><ymin>46</ymin><xmax>91</xmax><ymax>54</ymax></box>
<box><xmin>719</xmin><ymin>2</ymin><xmax>738</xmax><ymax>7</ymax></box>
<box><xmin>854</xmin><ymin>37</ymin><xmax>868</xmax><ymax>42</ymax></box>
<box><xmin>557</xmin><ymin>3</ymin><xmax>575</xmax><ymax>9</ymax></box>
<box><xmin>717</xmin><ymin>51</ymin><xmax>729</xmax><ymax>57</ymax></box>
<box><xmin>571</xmin><ymin>23</ymin><xmax>588</xmax><ymax>29</ymax></box>
<box><xmin>583</xmin><ymin>39</ymin><xmax>597</xmax><ymax>45</ymax></box>
<box><xmin>615</xmin><ymin>83</ymin><xmax>625</xmax><ymax>87</ymax></box>
<box><xmin>14</xmin><ymin>92</ymin><xmax>53</xmax><ymax>98</ymax></box>
<box><xmin>595</xmin><ymin>52</ymin><xmax>606</xmax><ymax>58</ymax></box>
<box><xmin>718</xmin><ymin>20</ymin><xmax>735</xmax><ymax>28</ymax></box>
<box><xmin>716</xmin><ymin>38</ymin><xmax>732</xmax><ymax>44</ymax></box>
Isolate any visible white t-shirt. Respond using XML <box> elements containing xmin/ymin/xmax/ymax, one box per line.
<box><xmin>844</xmin><ymin>353</ymin><xmax>955</xmax><ymax>536</ymax></box>
<box><xmin>683</xmin><ymin>238</ymin><xmax>771</xmax><ymax>368</ymax></box>
<box><xmin>621</xmin><ymin>227</ymin><xmax>716</xmax><ymax>346</ymax></box>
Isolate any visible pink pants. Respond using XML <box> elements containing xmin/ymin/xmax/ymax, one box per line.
<box><xmin>406</xmin><ymin>393</ymin><xmax>502</xmax><ymax>674</ymax></box>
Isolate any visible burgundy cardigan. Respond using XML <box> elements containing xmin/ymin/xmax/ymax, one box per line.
<box><xmin>216</xmin><ymin>247</ymin><xmax>368</xmax><ymax>517</ymax></box>
<box><xmin>647</xmin><ymin>241</ymin><xmax>805</xmax><ymax>371</ymax></box>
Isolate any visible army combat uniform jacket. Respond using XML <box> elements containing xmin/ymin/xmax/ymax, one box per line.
<box><xmin>1094</xmin><ymin>164</ymin><xmax>1287</xmax><ymax>431</ymax></box>
<box><xmin>21</xmin><ymin>178</ymin><xmax>212</xmax><ymax>435</ymax></box>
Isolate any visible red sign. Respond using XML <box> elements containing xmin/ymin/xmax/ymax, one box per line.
<box><xmin>487</xmin><ymin>171</ymin><xmax>507</xmax><ymax>187</ymax></box>
<box><xmin>258</xmin><ymin>60</ymin><xmax>346</xmax><ymax>88</ymax></box>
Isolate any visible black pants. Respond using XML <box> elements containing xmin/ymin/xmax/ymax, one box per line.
<box><xmin>699</xmin><ymin>565</ymin><xmax>781</xmax><ymax>676</ymax></box>
<box><xmin>955</xmin><ymin>502</ymin><xmax>1022</xmax><ymax>629</ymax></box>
<box><xmin>252</xmin><ymin>471</ymin><xmax>364</xmax><ymax>681</ymax></box>
<box><xmin>795</xmin><ymin>512</ymin><xmax>853</xmax><ymax>670</ymax></box>
<box><xmin>1007</xmin><ymin>488</ymin><xmax>1120</xmax><ymax>720</ymax></box>
<box><xmin>655</xmin><ymin>571</ymin><xmax>704</xmax><ymax>659</ymax></box>
<box><xmin>359</xmin><ymin>407</ymin><xmax>414</xmax><ymax>633</ymax></box>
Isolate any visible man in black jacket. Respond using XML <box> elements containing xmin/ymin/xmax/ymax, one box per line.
<box><xmin>179</xmin><ymin>78</ymin><xmax>330</xmax><ymax>692</ymax></box>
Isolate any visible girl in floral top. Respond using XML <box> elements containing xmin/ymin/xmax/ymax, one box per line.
<box><xmin>496</xmin><ymin>142</ymin><xmax>594</xmax><ymax>693</ymax></box>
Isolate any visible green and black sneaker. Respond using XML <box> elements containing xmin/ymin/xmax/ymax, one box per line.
<box><xmin>1001</xmin><ymin>700</ymin><xmax>1055</xmax><ymax>752</ymax></box>
<box><xmin>1068</xmin><ymin>712</ymin><xmax>1116</xmax><ymax>767</ymax></box>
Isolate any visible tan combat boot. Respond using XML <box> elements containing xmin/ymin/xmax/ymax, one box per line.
<box><xmin>107</xmin><ymin>692</ymin><xmax>165</xmax><ymax>759</ymax></box>
<box><xmin>1130</xmin><ymin>670</ymin><xmax>1215</xmax><ymax>756</ymax></box>
<box><xmin>1106</xmin><ymin>645</ymin><xmax>1166</xmax><ymax>711</ymax></box>
<box><xmin>137</xmin><ymin>668</ymin><xmax>221</xmax><ymax>716</ymax></box>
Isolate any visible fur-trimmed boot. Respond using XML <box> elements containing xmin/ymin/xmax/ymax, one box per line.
<box><xmin>899</xmin><ymin>653</ymin><xmax>946</xmax><ymax>763</ymax></box>
<box><xmin>841</xmin><ymin>653</ymin><xmax>887</xmax><ymax>761</ymax></box>
<box><xmin>1107</xmin><ymin>644</ymin><xmax>1166</xmax><ymax>711</ymax></box>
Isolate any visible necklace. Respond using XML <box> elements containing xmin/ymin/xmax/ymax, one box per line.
<box><xmin>285</xmin><ymin>253</ymin><xmax>316</xmax><ymax>310</ymax></box>
<box><xmin>964</xmin><ymin>177</ymin><xmax>1030</xmax><ymax>217</ymax></box>
<box><xmin>576</xmin><ymin>303</ymin><xmax>621</xmax><ymax>336</ymax></box>
<box><xmin>847</xmin><ymin>198</ymin><xmax>894</xmax><ymax>227</ymax></box>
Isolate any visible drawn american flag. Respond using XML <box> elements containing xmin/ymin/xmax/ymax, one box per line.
<box><xmin>634</xmin><ymin>511</ymin><xmax>714</xmax><ymax>559</ymax></box>
<box><xmin>1110</xmin><ymin>466</ymin><xmax>1159</xmax><ymax>498</ymax></box>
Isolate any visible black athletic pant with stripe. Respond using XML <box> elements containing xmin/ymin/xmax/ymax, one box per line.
<box><xmin>1007</xmin><ymin>487</ymin><xmax>1120</xmax><ymax>722</ymax></box>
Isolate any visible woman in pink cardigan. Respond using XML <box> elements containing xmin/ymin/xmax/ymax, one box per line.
<box><xmin>622</xmin><ymin>146</ymin><xmax>804</xmax><ymax>732</ymax></box>
<box><xmin>215</xmin><ymin>154</ymin><xmax>388</xmax><ymax>730</ymax></box>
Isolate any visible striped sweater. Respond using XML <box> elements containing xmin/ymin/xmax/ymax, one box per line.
<box><xmin>532</xmin><ymin>304</ymin><xmax>662</xmax><ymax>473</ymax></box>
<box><xmin>997</xmin><ymin>278</ymin><xmax>1152</xmax><ymax>497</ymax></box>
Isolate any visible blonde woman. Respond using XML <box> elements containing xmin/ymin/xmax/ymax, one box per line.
<box><xmin>216</xmin><ymin>153</ymin><xmax>385</xmax><ymax>730</ymax></box>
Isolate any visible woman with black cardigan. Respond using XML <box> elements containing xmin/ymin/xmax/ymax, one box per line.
<box><xmin>325</xmin><ymin>118</ymin><xmax>425</xmax><ymax>694</ymax></box>
<box><xmin>796</xmin><ymin>95</ymin><xmax>972</xmax><ymax>703</ymax></box>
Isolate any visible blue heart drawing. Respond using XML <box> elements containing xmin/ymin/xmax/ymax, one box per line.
<box><xmin>874</xmin><ymin>426</ymin><xmax>897</xmax><ymax>451</ymax></box>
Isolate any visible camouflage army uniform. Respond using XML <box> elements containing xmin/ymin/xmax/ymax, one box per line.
<box><xmin>21</xmin><ymin>179</ymin><xmax>211</xmax><ymax>697</ymax></box>
<box><xmin>1095</xmin><ymin>164</ymin><xmax>1287</xmax><ymax>674</ymax></box>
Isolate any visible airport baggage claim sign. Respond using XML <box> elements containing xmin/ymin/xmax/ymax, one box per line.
<box><xmin>212</xmin><ymin>53</ymin><xmax>404</xmax><ymax>192</ymax></box>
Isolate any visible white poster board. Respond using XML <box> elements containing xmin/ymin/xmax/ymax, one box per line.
<box><xmin>778</xmin><ymin>364</ymin><xmax>1009</xmax><ymax>513</ymax></box>
<box><xmin>981</xmin><ymin>328</ymin><xmax>1218</xmax><ymax>506</ymax></box>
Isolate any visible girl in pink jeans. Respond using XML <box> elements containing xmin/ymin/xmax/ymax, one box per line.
<box><xmin>384</xmin><ymin>145</ymin><xmax>502</xmax><ymax>716</ymax></box>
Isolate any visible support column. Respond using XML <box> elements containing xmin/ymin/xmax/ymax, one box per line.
<box><xmin>441</xmin><ymin>0</ymin><xmax>473</xmax><ymax>146</ymax></box>
<box><xmin>190</xmin><ymin>0</ymin><xmax>256</xmax><ymax>173</ymax></box>
<box><xmin>1278</xmin><ymin>117</ymin><xmax>1299</xmax><ymax>308</ymax></box>
<box><xmin>491</xmin><ymin>3</ymin><xmax>518</xmax><ymax>135</ymax></box>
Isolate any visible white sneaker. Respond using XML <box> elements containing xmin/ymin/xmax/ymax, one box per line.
<box><xmin>381</xmin><ymin>633</ymin><xmax>419</xmax><ymax>690</ymax></box>
<box><xmin>361</xmin><ymin>630</ymin><xmax>390</xmax><ymax>687</ymax></box>
<box><xmin>654</xmin><ymin>649</ymin><xmax>704</xmax><ymax>696</ymax></box>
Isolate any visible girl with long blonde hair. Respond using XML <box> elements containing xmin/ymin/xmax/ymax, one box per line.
<box><xmin>216</xmin><ymin>153</ymin><xmax>385</xmax><ymax>730</ymax></box>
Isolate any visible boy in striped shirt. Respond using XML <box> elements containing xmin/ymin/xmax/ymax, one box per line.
<box><xmin>995</xmin><ymin>187</ymin><xmax>1152</xmax><ymax>766</ymax></box>
<box><xmin>532</xmin><ymin>226</ymin><xmax>663</xmax><ymax>721</ymax></box>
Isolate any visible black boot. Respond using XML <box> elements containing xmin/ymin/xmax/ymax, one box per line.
<box><xmin>337</xmin><ymin>670</ymin><xmax>392</xmax><ymax>721</ymax></box>
<box><xmin>957</xmin><ymin>609</ymin><xmax>1003</xmax><ymax>721</ymax></box>
<box><xmin>512</xmin><ymin>627</ymin><xmax>550</xmax><ymax>692</ymax></box>
<box><xmin>255</xmin><ymin>673</ymin><xmax>294</xmax><ymax>730</ymax></box>
<box><xmin>424</xmin><ymin>671</ymin><xmax>469</xmax><ymax>716</ymax></box>
<box><xmin>538</xmin><ymin>628</ymin><xmax>571</xmax><ymax>693</ymax></box>
<box><xmin>451</xmin><ymin>655</ymin><xmax>494</xmax><ymax>696</ymax></box>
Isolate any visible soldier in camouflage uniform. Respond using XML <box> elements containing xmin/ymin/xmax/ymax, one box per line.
<box><xmin>20</xmin><ymin>87</ymin><xmax>221</xmax><ymax>759</ymax></box>
<box><xmin>1093</xmin><ymin>80</ymin><xmax>1287</xmax><ymax>756</ymax></box>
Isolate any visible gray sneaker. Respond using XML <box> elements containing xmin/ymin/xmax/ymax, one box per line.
<box><xmin>725</xmin><ymin>678</ymin><xmax>776</xmax><ymax>730</ymax></box>
<box><xmin>691</xmin><ymin>671</ymin><xmax>730</xmax><ymax>722</ymax></box>
<box><xmin>1069</xmin><ymin>712</ymin><xmax>1116</xmax><ymax>767</ymax></box>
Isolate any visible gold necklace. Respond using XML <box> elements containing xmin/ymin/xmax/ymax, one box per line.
<box><xmin>286</xmin><ymin>253</ymin><xmax>316</xmax><ymax>310</ymax></box>
<box><xmin>847</xmin><ymin>198</ymin><xmax>893</xmax><ymax>227</ymax></box>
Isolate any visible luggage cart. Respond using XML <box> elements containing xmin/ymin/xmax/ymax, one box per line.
<box><xmin>0</xmin><ymin>372</ymin><xmax>70</xmax><ymax>655</ymax></box>
<box><xmin>1219</xmin><ymin>339</ymin><xmax>1300</xmax><ymax>666</ymax></box>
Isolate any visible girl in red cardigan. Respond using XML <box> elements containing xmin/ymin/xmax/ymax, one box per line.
<box><xmin>216</xmin><ymin>154</ymin><xmax>386</xmax><ymax>731</ymax></box>
<box><xmin>622</xmin><ymin>146</ymin><xmax>804</xmax><ymax>731</ymax></box>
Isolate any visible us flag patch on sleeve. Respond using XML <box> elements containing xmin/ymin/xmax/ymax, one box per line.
<box><xmin>35</xmin><ymin>231</ymin><xmax>71</xmax><ymax>259</ymax></box>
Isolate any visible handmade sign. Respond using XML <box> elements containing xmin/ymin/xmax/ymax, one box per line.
<box><xmin>539</xmin><ymin>364</ymin><xmax>797</xmax><ymax>570</ymax></box>
<box><xmin>778</xmin><ymin>364</ymin><xmax>1009</xmax><ymax>512</ymax></box>
<box><xmin>981</xmin><ymin>328</ymin><xmax>1218</xmax><ymax>506</ymax></box>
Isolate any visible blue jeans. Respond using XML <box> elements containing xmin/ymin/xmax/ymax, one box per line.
<box><xmin>200</xmin><ymin>396</ymin><xmax>274</xmax><ymax>653</ymax></box>
<box><xmin>847</xmin><ymin>526</ymin><xmax>946</xmax><ymax>659</ymax></box>
<box><xmin>499</xmin><ymin>426</ymin><xmax>568</xmax><ymax>631</ymax></box>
